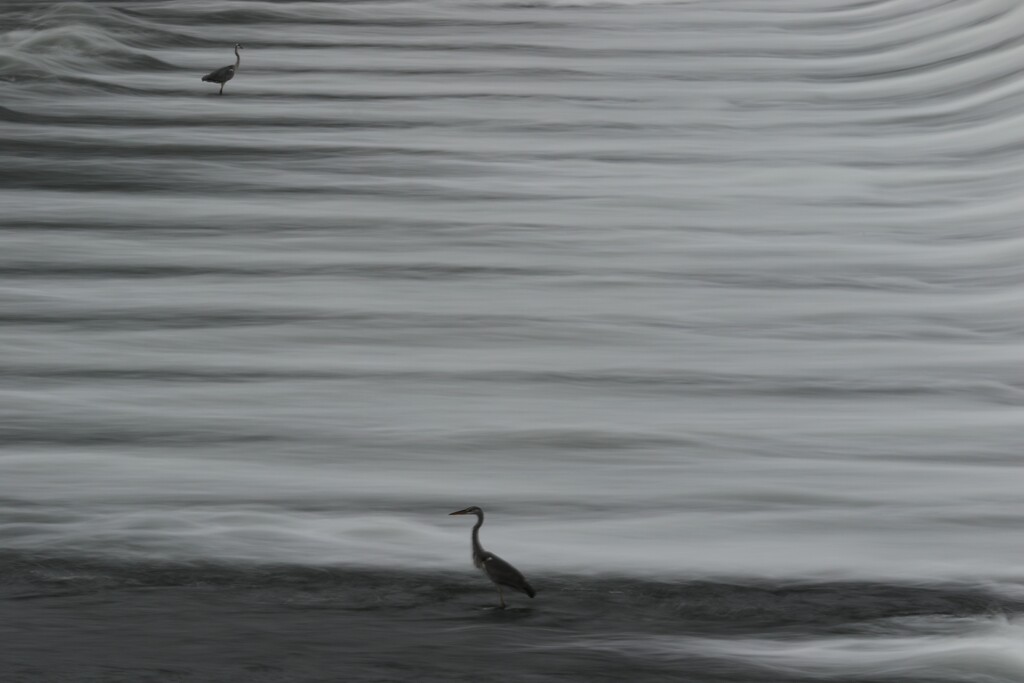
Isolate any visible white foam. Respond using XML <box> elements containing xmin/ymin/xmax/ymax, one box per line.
<box><xmin>564</xmin><ymin>616</ymin><xmax>1024</xmax><ymax>682</ymax></box>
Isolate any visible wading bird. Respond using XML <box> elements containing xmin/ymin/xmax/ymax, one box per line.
<box><xmin>202</xmin><ymin>43</ymin><xmax>243</xmax><ymax>95</ymax></box>
<box><xmin>449</xmin><ymin>506</ymin><xmax>535</xmax><ymax>608</ymax></box>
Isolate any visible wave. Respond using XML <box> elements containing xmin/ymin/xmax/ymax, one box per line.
<box><xmin>2</xmin><ymin>459</ymin><xmax>1023</xmax><ymax>584</ymax></box>
<box><xmin>563</xmin><ymin>615</ymin><xmax>1024</xmax><ymax>683</ymax></box>
<box><xmin>0</xmin><ymin>22</ymin><xmax>174</xmax><ymax>82</ymax></box>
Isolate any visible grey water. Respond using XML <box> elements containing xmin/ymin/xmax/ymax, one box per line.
<box><xmin>2</xmin><ymin>0</ymin><xmax>1023</xmax><ymax>680</ymax></box>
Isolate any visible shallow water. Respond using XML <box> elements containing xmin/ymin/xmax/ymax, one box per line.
<box><xmin>4</xmin><ymin>554</ymin><xmax>1024</xmax><ymax>682</ymax></box>
<box><xmin>2</xmin><ymin>0</ymin><xmax>1023</xmax><ymax>680</ymax></box>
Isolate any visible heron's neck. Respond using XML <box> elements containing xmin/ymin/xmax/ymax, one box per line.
<box><xmin>234</xmin><ymin>48</ymin><xmax>241</xmax><ymax>69</ymax></box>
<box><xmin>471</xmin><ymin>511</ymin><xmax>484</xmax><ymax>555</ymax></box>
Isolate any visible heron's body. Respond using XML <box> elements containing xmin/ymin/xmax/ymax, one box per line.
<box><xmin>450</xmin><ymin>506</ymin><xmax>535</xmax><ymax>608</ymax></box>
<box><xmin>202</xmin><ymin>44</ymin><xmax>243</xmax><ymax>95</ymax></box>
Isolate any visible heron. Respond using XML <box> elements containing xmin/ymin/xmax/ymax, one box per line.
<box><xmin>201</xmin><ymin>43</ymin><xmax>243</xmax><ymax>95</ymax></box>
<box><xmin>449</xmin><ymin>506</ymin><xmax>535</xmax><ymax>609</ymax></box>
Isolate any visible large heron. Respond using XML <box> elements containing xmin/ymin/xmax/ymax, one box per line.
<box><xmin>201</xmin><ymin>43</ymin><xmax>243</xmax><ymax>95</ymax></box>
<box><xmin>449</xmin><ymin>506</ymin><xmax>535</xmax><ymax>608</ymax></box>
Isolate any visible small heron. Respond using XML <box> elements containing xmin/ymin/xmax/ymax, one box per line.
<box><xmin>449</xmin><ymin>506</ymin><xmax>535</xmax><ymax>608</ymax></box>
<box><xmin>201</xmin><ymin>43</ymin><xmax>243</xmax><ymax>95</ymax></box>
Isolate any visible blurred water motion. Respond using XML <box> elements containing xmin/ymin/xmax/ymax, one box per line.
<box><xmin>2</xmin><ymin>0</ymin><xmax>1023</xmax><ymax>680</ymax></box>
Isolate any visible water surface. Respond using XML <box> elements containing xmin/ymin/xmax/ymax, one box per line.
<box><xmin>2</xmin><ymin>0</ymin><xmax>1023</xmax><ymax>680</ymax></box>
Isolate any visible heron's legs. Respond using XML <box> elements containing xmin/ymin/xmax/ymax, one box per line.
<box><xmin>219</xmin><ymin>83</ymin><xmax>224</xmax><ymax>95</ymax></box>
<box><xmin>496</xmin><ymin>584</ymin><xmax>506</xmax><ymax>609</ymax></box>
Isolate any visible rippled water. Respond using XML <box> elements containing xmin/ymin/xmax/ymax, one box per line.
<box><xmin>2</xmin><ymin>0</ymin><xmax>1023</xmax><ymax>680</ymax></box>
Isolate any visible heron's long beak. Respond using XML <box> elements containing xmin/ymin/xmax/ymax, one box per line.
<box><xmin>449</xmin><ymin>509</ymin><xmax>468</xmax><ymax>515</ymax></box>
